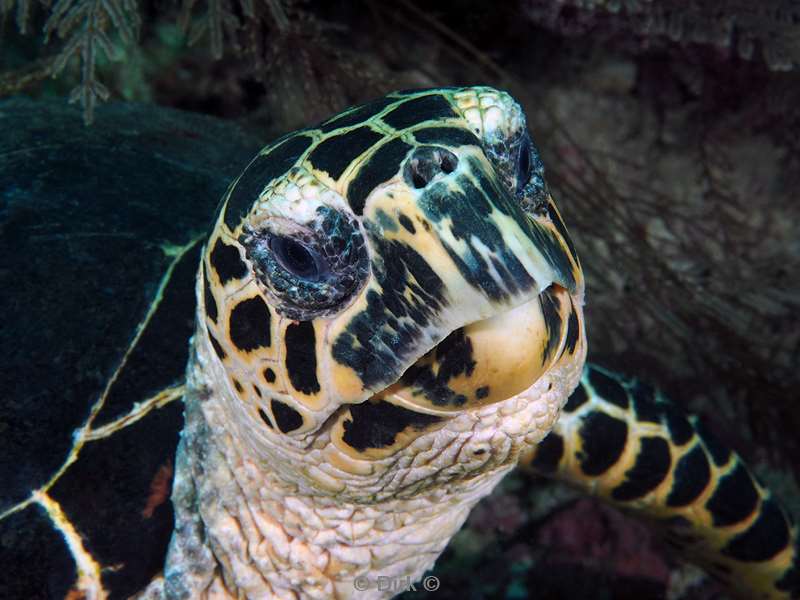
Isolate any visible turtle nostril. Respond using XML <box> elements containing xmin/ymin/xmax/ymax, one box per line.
<box><xmin>409</xmin><ymin>159</ymin><xmax>428</xmax><ymax>189</ymax></box>
<box><xmin>404</xmin><ymin>146</ymin><xmax>459</xmax><ymax>189</ymax></box>
<box><xmin>440</xmin><ymin>152</ymin><xmax>457</xmax><ymax>174</ymax></box>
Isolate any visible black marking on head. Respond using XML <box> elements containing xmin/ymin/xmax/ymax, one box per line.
<box><xmin>341</xmin><ymin>401</ymin><xmax>442</xmax><ymax>451</ymax></box>
<box><xmin>253</xmin><ymin>385</ymin><xmax>262</xmax><ymax>398</ymax></box>
<box><xmin>516</xmin><ymin>213</ymin><xmax>578</xmax><ymax>295</ymax></box>
<box><xmin>270</xmin><ymin>399</ymin><xmax>303</xmax><ymax>433</ymax></box>
<box><xmin>308</xmin><ymin>126</ymin><xmax>383</xmax><ymax>181</ymax></box>
<box><xmin>229</xmin><ymin>296</ymin><xmax>272</xmax><ymax>352</ymax></box>
<box><xmin>545</xmin><ymin>199</ymin><xmax>579</xmax><ymax>267</ymax></box>
<box><xmin>232</xmin><ymin>379</ymin><xmax>243</xmax><ymax>393</ymax></box>
<box><xmin>531</xmin><ymin>432</ymin><xmax>564</xmax><ymax>474</ymax></box>
<box><xmin>588</xmin><ymin>367</ymin><xmax>629</xmax><ymax>409</ymax></box>
<box><xmin>403</xmin><ymin>146</ymin><xmax>459</xmax><ymax>190</ymax></box>
<box><xmin>203</xmin><ymin>267</ymin><xmax>218</xmax><ymax>323</ymax></box>
<box><xmin>475</xmin><ymin>385</ymin><xmax>489</xmax><ymax>400</ymax></box>
<box><xmin>539</xmin><ymin>289</ymin><xmax>563</xmax><ymax>366</ymax></box>
<box><xmin>611</xmin><ymin>436</ymin><xmax>671</xmax><ymax>501</ymax></box>
<box><xmin>706</xmin><ymin>462</ymin><xmax>760</xmax><ymax>527</ymax></box>
<box><xmin>563</xmin><ymin>302</ymin><xmax>580</xmax><ymax>355</ymax></box>
<box><xmin>666</xmin><ymin>444</ymin><xmax>711</xmax><ymax>507</ymax></box>
<box><xmin>435</xmin><ymin>329</ymin><xmax>476</xmax><ymax>380</ymax></box>
<box><xmin>332</xmin><ymin>237</ymin><xmax>446</xmax><ymax>389</ymax></box>
<box><xmin>210</xmin><ymin>239</ymin><xmax>248</xmax><ymax>285</ymax></box>
<box><xmin>347</xmin><ymin>138</ymin><xmax>413</xmax><ymax>215</ymax></box>
<box><xmin>695</xmin><ymin>418</ymin><xmax>732</xmax><ymax>467</ymax></box>
<box><xmin>420</xmin><ymin>171</ymin><xmax>535</xmax><ymax>301</ymax></box>
<box><xmin>375</xmin><ymin>209</ymin><xmax>398</xmax><ymax>233</ymax></box>
<box><xmin>563</xmin><ymin>383</ymin><xmax>589</xmax><ymax>413</ymax></box>
<box><xmin>225</xmin><ymin>134</ymin><xmax>313</xmax><ymax>230</ymax></box>
<box><xmin>722</xmin><ymin>499</ymin><xmax>790</xmax><ymax>562</ymax></box>
<box><xmin>398</xmin><ymin>213</ymin><xmax>416</xmax><ymax>234</ymax></box>
<box><xmin>208</xmin><ymin>328</ymin><xmax>226</xmax><ymax>360</ymax></box>
<box><xmin>468</xmin><ymin>156</ymin><xmax>514</xmax><ymax>217</ymax></box>
<box><xmin>413</xmin><ymin>126</ymin><xmax>481</xmax><ymax>148</ymax></box>
<box><xmin>318</xmin><ymin>96</ymin><xmax>397</xmax><ymax>133</ymax></box>
<box><xmin>284</xmin><ymin>321</ymin><xmax>320</xmax><ymax>395</ymax></box>
<box><xmin>263</xmin><ymin>367</ymin><xmax>276</xmax><ymax>383</ymax></box>
<box><xmin>399</xmin><ymin>328</ymin><xmax>475</xmax><ymax>407</ymax></box>
<box><xmin>577</xmin><ymin>411</ymin><xmax>628</xmax><ymax>477</ymax></box>
<box><xmin>489</xmin><ymin>256</ymin><xmax>520</xmax><ymax>298</ymax></box>
<box><xmin>381</xmin><ymin>94</ymin><xmax>457</xmax><ymax>130</ymax></box>
<box><xmin>258</xmin><ymin>408</ymin><xmax>274</xmax><ymax>428</ymax></box>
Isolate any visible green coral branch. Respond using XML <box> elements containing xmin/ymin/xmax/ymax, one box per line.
<box><xmin>182</xmin><ymin>0</ymin><xmax>241</xmax><ymax>59</ymax></box>
<box><xmin>3</xmin><ymin>0</ymin><xmax>273</xmax><ymax>122</ymax></box>
<box><xmin>43</xmin><ymin>0</ymin><xmax>140</xmax><ymax>123</ymax></box>
<box><xmin>179</xmin><ymin>0</ymin><xmax>289</xmax><ymax>60</ymax></box>
<box><xmin>2</xmin><ymin>0</ymin><xmax>294</xmax><ymax>122</ymax></box>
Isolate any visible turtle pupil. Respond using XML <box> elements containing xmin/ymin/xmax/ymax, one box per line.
<box><xmin>269</xmin><ymin>236</ymin><xmax>319</xmax><ymax>280</ymax></box>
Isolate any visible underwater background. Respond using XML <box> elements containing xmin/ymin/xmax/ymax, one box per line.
<box><xmin>2</xmin><ymin>1</ymin><xmax>800</xmax><ymax>598</ymax></box>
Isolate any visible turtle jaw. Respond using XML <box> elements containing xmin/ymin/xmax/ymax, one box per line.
<box><xmin>324</xmin><ymin>280</ymin><xmax>586</xmax><ymax>474</ymax></box>
<box><xmin>366</xmin><ymin>281</ymin><xmax>582</xmax><ymax>417</ymax></box>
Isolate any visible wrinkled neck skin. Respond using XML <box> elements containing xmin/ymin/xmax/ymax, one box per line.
<box><xmin>159</xmin><ymin>296</ymin><xmax>586</xmax><ymax>600</ymax></box>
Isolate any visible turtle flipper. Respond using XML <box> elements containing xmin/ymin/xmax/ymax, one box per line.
<box><xmin>521</xmin><ymin>363</ymin><xmax>799</xmax><ymax>600</ymax></box>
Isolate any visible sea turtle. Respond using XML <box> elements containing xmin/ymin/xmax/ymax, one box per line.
<box><xmin>1</xmin><ymin>87</ymin><xmax>798</xmax><ymax>600</ymax></box>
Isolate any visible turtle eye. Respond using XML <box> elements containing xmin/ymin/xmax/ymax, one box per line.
<box><xmin>515</xmin><ymin>135</ymin><xmax>532</xmax><ymax>194</ymax></box>
<box><xmin>269</xmin><ymin>236</ymin><xmax>322</xmax><ymax>281</ymax></box>
<box><xmin>243</xmin><ymin>206</ymin><xmax>370</xmax><ymax>320</ymax></box>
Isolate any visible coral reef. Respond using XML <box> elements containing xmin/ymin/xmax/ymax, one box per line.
<box><xmin>524</xmin><ymin>0</ymin><xmax>800</xmax><ymax>71</ymax></box>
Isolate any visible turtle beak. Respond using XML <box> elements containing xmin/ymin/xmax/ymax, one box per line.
<box><xmin>371</xmin><ymin>183</ymin><xmax>583</xmax><ymax>414</ymax></box>
<box><xmin>361</xmin><ymin>120</ymin><xmax>587</xmax><ymax>414</ymax></box>
<box><xmin>324</xmin><ymin>158</ymin><xmax>583</xmax><ymax>407</ymax></box>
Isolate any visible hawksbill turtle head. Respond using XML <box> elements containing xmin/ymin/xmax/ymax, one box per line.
<box><xmin>198</xmin><ymin>86</ymin><xmax>585</xmax><ymax>500</ymax></box>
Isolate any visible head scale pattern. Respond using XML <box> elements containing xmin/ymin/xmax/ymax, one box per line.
<box><xmin>200</xmin><ymin>86</ymin><xmax>585</xmax><ymax>488</ymax></box>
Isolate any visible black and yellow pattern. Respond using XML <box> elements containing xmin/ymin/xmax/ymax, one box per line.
<box><xmin>524</xmin><ymin>364</ymin><xmax>800</xmax><ymax>599</ymax></box>
<box><xmin>200</xmin><ymin>86</ymin><xmax>583</xmax><ymax>449</ymax></box>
